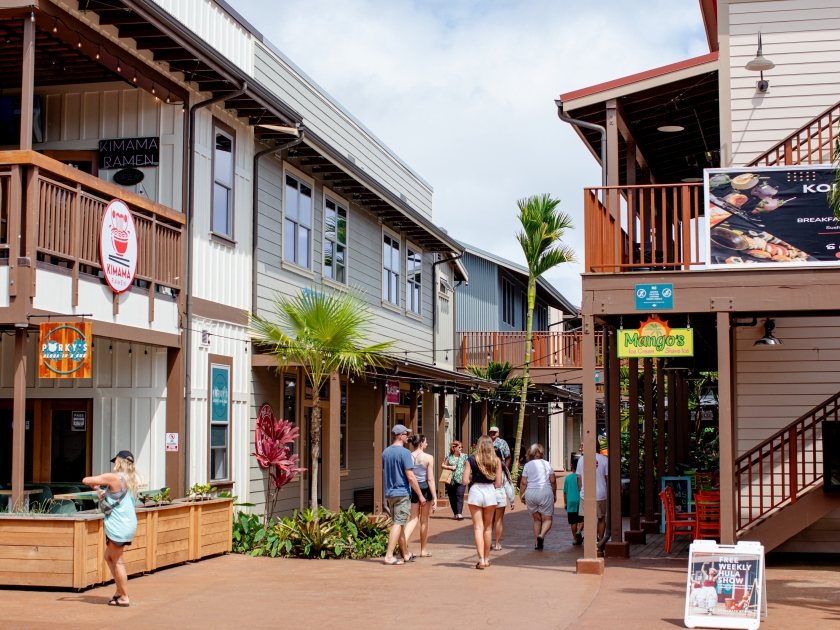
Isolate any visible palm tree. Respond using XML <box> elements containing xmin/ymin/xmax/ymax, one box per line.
<box><xmin>512</xmin><ymin>194</ymin><xmax>576</xmax><ymax>476</ymax></box>
<box><xmin>250</xmin><ymin>288</ymin><xmax>394</xmax><ymax>512</ymax></box>
<box><xmin>466</xmin><ymin>361</ymin><xmax>528</xmax><ymax>428</ymax></box>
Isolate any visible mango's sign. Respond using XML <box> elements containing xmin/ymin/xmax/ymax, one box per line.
<box><xmin>39</xmin><ymin>322</ymin><xmax>92</xmax><ymax>378</ymax></box>
<box><xmin>617</xmin><ymin>316</ymin><xmax>693</xmax><ymax>358</ymax></box>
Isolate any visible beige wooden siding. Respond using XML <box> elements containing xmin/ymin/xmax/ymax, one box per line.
<box><xmin>775</xmin><ymin>507</ymin><xmax>840</xmax><ymax>553</ymax></box>
<box><xmin>728</xmin><ymin>0</ymin><xmax>840</xmax><ymax>166</ymax></box>
<box><xmin>735</xmin><ymin>316</ymin><xmax>840</xmax><ymax>456</ymax></box>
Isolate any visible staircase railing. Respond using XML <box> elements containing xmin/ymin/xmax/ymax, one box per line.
<box><xmin>747</xmin><ymin>102</ymin><xmax>840</xmax><ymax>167</ymax></box>
<box><xmin>735</xmin><ymin>390</ymin><xmax>840</xmax><ymax>533</ymax></box>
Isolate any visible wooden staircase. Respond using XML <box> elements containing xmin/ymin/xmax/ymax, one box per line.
<box><xmin>734</xmin><ymin>391</ymin><xmax>840</xmax><ymax>551</ymax></box>
<box><xmin>747</xmin><ymin>101</ymin><xmax>840</xmax><ymax>167</ymax></box>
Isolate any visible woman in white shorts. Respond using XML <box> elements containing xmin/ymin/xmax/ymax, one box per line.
<box><xmin>463</xmin><ymin>435</ymin><xmax>502</xmax><ymax>569</ymax></box>
<box><xmin>519</xmin><ymin>444</ymin><xmax>557</xmax><ymax>550</ymax></box>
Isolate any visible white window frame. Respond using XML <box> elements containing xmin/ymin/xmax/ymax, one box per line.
<box><xmin>502</xmin><ymin>277</ymin><xmax>515</xmax><ymax>326</ymax></box>
<box><xmin>323</xmin><ymin>195</ymin><xmax>349</xmax><ymax>285</ymax></box>
<box><xmin>283</xmin><ymin>170</ymin><xmax>314</xmax><ymax>270</ymax></box>
<box><xmin>211</xmin><ymin>118</ymin><xmax>235</xmax><ymax>242</ymax></box>
<box><xmin>406</xmin><ymin>243</ymin><xmax>422</xmax><ymax>316</ymax></box>
<box><xmin>382</xmin><ymin>228</ymin><xmax>401</xmax><ymax>307</ymax></box>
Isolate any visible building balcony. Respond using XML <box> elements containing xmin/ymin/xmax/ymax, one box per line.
<box><xmin>456</xmin><ymin>330</ymin><xmax>603</xmax><ymax>370</ymax></box>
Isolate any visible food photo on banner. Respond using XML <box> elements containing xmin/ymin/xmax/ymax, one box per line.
<box><xmin>705</xmin><ymin>165</ymin><xmax>840</xmax><ymax>268</ymax></box>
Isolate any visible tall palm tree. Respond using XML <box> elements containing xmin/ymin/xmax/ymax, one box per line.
<box><xmin>512</xmin><ymin>194</ymin><xmax>575</xmax><ymax>476</ymax></box>
<box><xmin>466</xmin><ymin>361</ymin><xmax>528</xmax><ymax>428</ymax></box>
<box><xmin>250</xmin><ymin>288</ymin><xmax>394</xmax><ymax>512</ymax></box>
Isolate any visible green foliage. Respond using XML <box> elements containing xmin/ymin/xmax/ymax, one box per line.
<box><xmin>466</xmin><ymin>361</ymin><xmax>530</xmax><ymax>427</ymax></box>
<box><xmin>231</xmin><ymin>505</ymin><xmax>391</xmax><ymax>560</ymax></box>
<box><xmin>188</xmin><ymin>483</ymin><xmax>217</xmax><ymax>498</ymax></box>
<box><xmin>141</xmin><ymin>487</ymin><xmax>173</xmax><ymax>505</ymax></box>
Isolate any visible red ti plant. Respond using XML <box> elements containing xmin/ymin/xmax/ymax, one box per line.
<box><xmin>254</xmin><ymin>403</ymin><xmax>305</xmax><ymax>523</ymax></box>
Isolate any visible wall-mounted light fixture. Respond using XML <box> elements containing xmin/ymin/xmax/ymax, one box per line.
<box><xmin>745</xmin><ymin>32</ymin><xmax>775</xmax><ymax>93</ymax></box>
<box><xmin>754</xmin><ymin>318</ymin><xmax>783</xmax><ymax>345</ymax></box>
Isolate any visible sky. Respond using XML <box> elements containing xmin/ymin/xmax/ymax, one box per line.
<box><xmin>234</xmin><ymin>0</ymin><xmax>709</xmax><ymax>305</ymax></box>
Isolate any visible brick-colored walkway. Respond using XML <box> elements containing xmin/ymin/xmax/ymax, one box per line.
<box><xmin>1</xmin><ymin>502</ymin><xmax>839</xmax><ymax>629</ymax></box>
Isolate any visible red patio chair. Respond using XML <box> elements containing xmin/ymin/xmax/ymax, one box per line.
<box><xmin>695</xmin><ymin>495</ymin><xmax>721</xmax><ymax>541</ymax></box>
<box><xmin>659</xmin><ymin>487</ymin><xmax>696</xmax><ymax>554</ymax></box>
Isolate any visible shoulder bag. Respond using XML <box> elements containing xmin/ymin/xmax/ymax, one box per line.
<box><xmin>439</xmin><ymin>456</ymin><xmax>453</xmax><ymax>485</ymax></box>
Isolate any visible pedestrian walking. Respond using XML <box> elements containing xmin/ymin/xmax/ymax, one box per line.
<box><xmin>563</xmin><ymin>470</ymin><xmax>583</xmax><ymax>545</ymax></box>
<box><xmin>463</xmin><ymin>435</ymin><xmax>502</xmax><ymax>569</ymax></box>
<box><xmin>382</xmin><ymin>424</ymin><xmax>425</xmax><ymax>565</ymax></box>
<box><xmin>441</xmin><ymin>440</ymin><xmax>467</xmax><ymax>520</ymax></box>
<box><xmin>575</xmin><ymin>441</ymin><xmax>608</xmax><ymax>542</ymax></box>
<box><xmin>492</xmin><ymin>446</ymin><xmax>515</xmax><ymax>550</ymax></box>
<box><xmin>404</xmin><ymin>434</ymin><xmax>437</xmax><ymax>557</ymax></box>
<box><xmin>82</xmin><ymin>450</ymin><xmax>139</xmax><ymax>607</ymax></box>
<box><xmin>488</xmin><ymin>426</ymin><xmax>511</xmax><ymax>469</ymax></box>
<box><xmin>519</xmin><ymin>444</ymin><xmax>556</xmax><ymax>550</ymax></box>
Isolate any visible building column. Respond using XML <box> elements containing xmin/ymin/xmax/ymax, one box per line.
<box><xmin>717</xmin><ymin>312</ymin><xmax>736</xmax><ymax>544</ymax></box>
<box><xmin>11</xmin><ymin>328</ymin><xmax>27</xmax><ymax>508</ymax></box>
<box><xmin>460</xmin><ymin>396</ymin><xmax>470</xmax><ymax>450</ymax></box>
<box><xmin>373</xmin><ymin>381</ymin><xmax>384</xmax><ymax>515</ymax></box>
<box><xmin>605</xmin><ymin>329</ymin><xmax>628</xmax><ymax>557</ymax></box>
<box><xmin>625</xmin><ymin>358</ymin><xmax>645</xmax><ymax>543</ymax></box>
<box><xmin>480</xmin><ymin>398</ymin><xmax>488</xmax><ymax>436</ymax></box>
<box><xmin>322</xmin><ymin>372</ymin><xmax>341</xmax><ymax>512</ymax></box>
<box><xmin>667</xmin><ymin>370</ymin><xmax>676</xmax><ymax>476</ymax></box>
<box><xmin>437</xmin><ymin>391</ymin><xmax>447</xmax><ymax>499</ymax></box>
<box><xmin>20</xmin><ymin>14</ymin><xmax>35</xmax><ymax>150</ymax></box>
<box><xmin>166</xmin><ymin>346</ymin><xmax>185</xmax><ymax>497</ymax></box>
<box><xmin>642</xmin><ymin>359</ymin><xmax>657</xmax><ymax>531</ymax></box>
<box><xmin>656</xmin><ymin>359</ymin><xmax>666</xmax><ymax>513</ymax></box>
<box><xmin>578</xmin><ymin>315</ymin><xmax>603</xmax><ymax>574</ymax></box>
<box><xmin>409</xmin><ymin>385</ymin><xmax>419</xmax><ymax>435</ymax></box>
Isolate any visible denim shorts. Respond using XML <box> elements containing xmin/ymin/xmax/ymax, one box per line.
<box><xmin>387</xmin><ymin>495</ymin><xmax>411</xmax><ymax>526</ymax></box>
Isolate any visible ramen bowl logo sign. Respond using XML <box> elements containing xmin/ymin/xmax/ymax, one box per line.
<box><xmin>100</xmin><ymin>199</ymin><xmax>138</xmax><ymax>293</ymax></box>
<box><xmin>39</xmin><ymin>322</ymin><xmax>92</xmax><ymax>378</ymax></box>
<box><xmin>617</xmin><ymin>316</ymin><xmax>694</xmax><ymax>358</ymax></box>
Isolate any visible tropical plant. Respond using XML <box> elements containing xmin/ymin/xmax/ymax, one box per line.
<box><xmin>188</xmin><ymin>483</ymin><xmax>217</xmax><ymax>499</ymax></box>
<box><xmin>249</xmin><ymin>288</ymin><xmax>394</xmax><ymax>512</ymax></box>
<box><xmin>254</xmin><ymin>402</ymin><xmax>304</xmax><ymax>524</ymax></box>
<box><xmin>512</xmin><ymin>194</ymin><xmax>576</xmax><ymax>476</ymax></box>
<box><xmin>466</xmin><ymin>361</ymin><xmax>529</xmax><ymax>428</ymax></box>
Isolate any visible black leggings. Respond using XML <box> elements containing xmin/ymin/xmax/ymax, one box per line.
<box><xmin>446</xmin><ymin>483</ymin><xmax>465</xmax><ymax>516</ymax></box>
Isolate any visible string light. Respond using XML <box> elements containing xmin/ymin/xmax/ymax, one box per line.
<box><xmin>77</xmin><ymin>34</ymin><xmax>82</xmax><ymax>48</ymax></box>
<box><xmin>53</xmin><ymin>18</ymin><xmax>58</xmax><ymax>33</ymax></box>
<box><xmin>116</xmin><ymin>61</ymin><xmax>121</xmax><ymax>72</ymax></box>
<box><xmin>96</xmin><ymin>45</ymin><xmax>100</xmax><ymax>60</ymax></box>
<box><xmin>133</xmin><ymin>71</ymin><xmax>137</xmax><ymax>83</ymax></box>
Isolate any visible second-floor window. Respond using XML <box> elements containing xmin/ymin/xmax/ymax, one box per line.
<box><xmin>406</xmin><ymin>247</ymin><xmax>421</xmax><ymax>315</ymax></box>
<box><xmin>324</xmin><ymin>198</ymin><xmax>347</xmax><ymax>283</ymax></box>
<box><xmin>502</xmin><ymin>278</ymin><xmax>515</xmax><ymax>326</ymax></box>
<box><xmin>383</xmin><ymin>233</ymin><xmax>400</xmax><ymax>306</ymax></box>
<box><xmin>285</xmin><ymin>174</ymin><xmax>312</xmax><ymax>268</ymax></box>
<box><xmin>536</xmin><ymin>304</ymin><xmax>548</xmax><ymax>331</ymax></box>
<box><xmin>212</xmin><ymin>122</ymin><xmax>235</xmax><ymax>240</ymax></box>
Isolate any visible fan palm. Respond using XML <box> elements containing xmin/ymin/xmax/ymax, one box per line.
<box><xmin>250</xmin><ymin>288</ymin><xmax>394</xmax><ymax>512</ymax></box>
<box><xmin>512</xmin><ymin>194</ymin><xmax>576</xmax><ymax>476</ymax></box>
<box><xmin>466</xmin><ymin>361</ymin><xmax>529</xmax><ymax>428</ymax></box>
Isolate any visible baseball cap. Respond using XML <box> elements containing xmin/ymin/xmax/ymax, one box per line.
<box><xmin>392</xmin><ymin>424</ymin><xmax>410</xmax><ymax>435</ymax></box>
<box><xmin>488</xmin><ymin>426</ymin><xmax>499</xmax><ymax>433</ymax></box>
<box><xmin>110</xmin><ymin>450</ymin><xmax>135</xmax><ymax>463</ymax></box>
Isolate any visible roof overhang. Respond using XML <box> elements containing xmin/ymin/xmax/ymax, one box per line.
<box><xmin>699</xmin><ymin>0</ymin><xmax>719</xmax><ymax>53</ymax></box>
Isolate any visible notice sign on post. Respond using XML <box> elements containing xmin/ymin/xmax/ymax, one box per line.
<box><xmin>165</xmin><ymin>432</ymin><xmax>179</xmax><ymax>452</ymax></box>
<box><xmin>617</xmin><ymin>316</ymin><xmax>693</xmax><ymax>358</ymax></box>
<box><xmin>635</xmin><ymin>283</ymin><xmax>673</xmax><ymax>310</ymax></box>
<box><xmin>685</xmin><ymin>540</ymin><xmax>766</xmax><ymax>629</ymax></box>
<box><xmin>39</xmin><ymin>322</ymin><xmax>92</xmax><ymax>378</ymax></box>
<box><xmin>386</xmin><ymin>381</ymin><xmax>400</xmax><ymax>404</ymax></box>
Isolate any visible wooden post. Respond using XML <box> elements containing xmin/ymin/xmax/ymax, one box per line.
<box><xmin>656</xmin><ymin>359</ymin><xmax>665</xmax><ymax>510</ymax></box>
<box><xmin>409</xmin><ymin>385</ymin><xmax>418</xmax><ymax>435</ymax></box>
<box><xmin>165</xmin><ymin>346</ymin><xmax>185</xmax><ymax>497</ymax></box>
<box><xmin>643</xmin><ymin>359</ymin><xmax>655</xmax><ymax>524</ymax></box>
<box><xmin>11</xmin><ymin>328</ymin><xmax>27</xmax><ymax>508</ymax></box>
<box><xmin>717</xmin><ymin>312</ymin><xmax>736</xmax><ymax>544</ymax></box>
<box><xmin>373</xmin><ymin>382</ymin><xmax>384</xmax><ymax>515</ymax></box>
<box><xmin>667</xmin><ymin>369</ymin><xmax>676</xmax><ymax>476</ymax></box>
<box><xmin>577</xmin><ymin>314</ymin><xmax>603</xmax><ymax>573</ymax></box>
<box><xmin>322</xmin><ymin>371</ymin><xmax>341</xmax><ymax>512</ymax></box>
<box><xmin>605</xmin><ymin>330</ymin><xmax>628</xmax><ymax>556</ymax></box>
<box><xmin>628</xmin><ymin>358</ymin><xmax>641</xmax><ymax>533</ymax></box>
<box><xmin>20</xmin><ymin>14</ymin><xmax>35</xmax><ymax>150</ymax></box>
<box><xmin>437</xmin><ymin>392</ymin><xmax>447</xmax><ymax>499</ymax></box>
<box><xmin>480</xmin><ymin>398</ymin><xmax>488</xmax><ymax>436</ymax></box>
<box><xmin>674</xmin><ymin>371</ymin><xmax>683</xmax><ymax>468</ymax></box>
<box><xmin>460</xmin><ymin>396</ymin><xmax>470</xmax><ymax>451</ymax></box>
<box><xmin>71</xmin><ymin>184</ymin><xmax>81</xmax><ymax>307</ymax></box>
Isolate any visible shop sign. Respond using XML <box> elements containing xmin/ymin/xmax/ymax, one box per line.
<box><xmin>113</xmin><ymin>168</ymin><xmax>145</xmax><ymax>186</ymax></box>
<box><xmin>706</xmin><ymin>165</ymin><xmax>840</xmax><ymax>268</ymax></box>
<box><xmin>685</xmin><ymin>540</ymin><xmax>766</xmax><ymax>629</ymax></box>
<box><xmin>617</xmin><ymin>316</ymin><xmax>693</xmax><ymax>358</ymax></box>
<box><xmin>38</xmin><ymin>322</ymin><xmax>92</xmax><ymax>378</ymax></box>
<box><xmin>165</xmin><ymin>432</ymin><xmax>179</xmax><ymax>452</ymax></box>
<box><xmin>100</xmin><ymin>199</ymin><xmax>138</xmax><ymax>294</ymax></box>
<box><xmin>71</xmin><ymin>411</ymin><xmax>86</xmax><ymax>431</ymax></box>
<box><xmin>635</xmin><ymin>283</ymin><xmax>673</xmax><ymax>310</ymax></box>
<box><xmin>661</xmin><ymin>476</ymin><xmax>692</xmax><ymax>533</ymax></box>
<box><xmin>99</xmin><ymin>136</ymin><xmax>159</xmax><ymax>169</ymax></box>
<box><xmin>386</xmin><ymin>380</ymin><xmax>400</xmax><ymax>404</ymax></box>
<box><xmin>211</xmin><ymin>365</ymin><xmax>231</xmax><ymax>422</ymax></box>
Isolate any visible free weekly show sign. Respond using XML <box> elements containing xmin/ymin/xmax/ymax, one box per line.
<box><xmin>617</xmin><ymin>316</ymin><xmax>693</xmax><ymax>358</ymax></box>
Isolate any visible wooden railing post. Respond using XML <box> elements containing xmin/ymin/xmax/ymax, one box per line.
<box><xmin>149</xmin><ymin>219</ymin><xmax>157</xmax><ymax>322</ymax></box>
<box><xmin>789</xmin><ymin>427</ymin><xmax>797</xmax><ymax>504</ymax></box>
<box><xmin>25</xmin><ymin>166</ymin><xmax>39</xmax><ymax>297</ymax></box>
<box><xmin>71</xmin><ymin>183</ymin><xmax>81</xmax><ymax>307</ymax></box>
<box><xmin>7</xmin><ymin>165</ymin><xmax>21</xmax><ymax>298</ymax></box>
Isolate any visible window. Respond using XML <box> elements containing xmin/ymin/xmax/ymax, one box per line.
<box><xmin>212</xmin><ymin>122</ymin><xmax>235</xmax><ymax>239</ymax></box>
<box><xmin>340</xmin><ymin>383</ymin><xmax>347</xmax><ymax>469</ymax></box>
<box><xmin>536</xmin><ymin>304</ymin><xmax>548</xmax><ymax>331</ymax></box>
<box><xmin>406</xmin><ymin>247</ymin><xmax>422</xmax><ymax>315</ymax></box>
<box><xmin>284</xmin><ymin>174</ymin><xmax>313</xmax><ymax>268</ymax></box>
<box><xmin>502</xmin><ymin>278</ymin><xmax>515</xmax><ymax>326</ymax></box>
<box><xmin>209</xmin><ymin>361</ymin><xmax>231</xmax><ymax>481</ymax></box>
<box><xmin>521</xmin><ymin>291</ymin><xmax>527</xmax><ymax>331</ymax></box>
<box><xmin>383</xmin><ymin>232</ymin><xmax>400</xmax><ymax>305</ymax></box>
<box><xmin>324</xmin><ymin>198</ymin><xmax>347</xmax><ymax>283</ymax></box>
<box><xmin>283</xmin><ymin>376</ymin><xmax>297</xmax><ymax>455</ymax></box>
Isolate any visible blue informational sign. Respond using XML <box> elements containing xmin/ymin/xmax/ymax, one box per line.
<box><xmin>210</xmin><ymin>365</ymin><xmax>230</xmax><ymax>422</ymax></box>
<box><xmin>635</xmin><ymin>283</ymin><xmax>673</xmax><ymax>310</ymax></box>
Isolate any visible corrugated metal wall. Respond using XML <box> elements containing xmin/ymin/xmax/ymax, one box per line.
<box><xmin>456</xmin><ymin>252</ymin><xmax>498</xmax><ymax>331</ymax></box>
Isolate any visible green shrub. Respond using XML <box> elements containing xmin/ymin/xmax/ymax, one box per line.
<box><xmin>231</xmin><ymin>505</ymin><xmax>391</xmax><ymax>559</ymax></box>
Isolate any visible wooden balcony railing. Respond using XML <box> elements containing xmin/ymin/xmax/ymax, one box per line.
<box><xmin>748</xmin><ymin>101</ymin><xmax>840</xmax><ymax>167</ymax></box>
<box><xmin>456</xmin><ymin>331</ymin><xmax>603</xmax><ymax>369</ymax></box>
<box><xmin>584</xmin><ymin>183</ymin><xmax>704</xmax><ymax>273</ymax></box>
<box><xmin>0</xmin><ymin>151</ymin><xmax>184</xmax><ymax>321</ymax></box>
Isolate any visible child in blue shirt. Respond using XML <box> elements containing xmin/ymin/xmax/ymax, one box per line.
<box><xmin>563</xmin><ymin>472</ymin><xmax>583</xmax><ymax>545</ymax></box>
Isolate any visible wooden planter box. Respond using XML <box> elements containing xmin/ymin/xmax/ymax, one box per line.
<box><xmin>0</xmin><ymin>498</ymin><xmax>232</xmax><ymax>589</ymax></box>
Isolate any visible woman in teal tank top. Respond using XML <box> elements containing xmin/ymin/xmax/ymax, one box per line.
<box><xmin>83</xmin><ymin>450</ymin><xmax>139</xmax><ymax>607</ymax></box>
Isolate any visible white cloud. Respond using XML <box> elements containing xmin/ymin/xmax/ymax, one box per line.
<box><xmin>235</xmin><ymin>0</ymin><xmax>708</xmax><ymax>302</ymax></box>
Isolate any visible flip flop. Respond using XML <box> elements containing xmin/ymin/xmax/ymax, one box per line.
<box><xmin>493</xmin><ymin>545</ymin><xmax>502</xmax><ymax>551</ymax></box>
<box><xmin>404</xmin><ymin>553</ymin><xmax>418</xmax><ymax>563</ymax></box>
<box><xmin>420</xmin><ymin>552</ymin><xmax>432</xmax><ymax>557</ymax></box>
<box><xmin>537</xmin><ymin>536</ymin><xmax>544</xmax><ymax>550</ymax></box>
<box><xmin>383</xmin><ymin>559</ymin><xmax>404</xmax><ymax>566</ymax></box>
<box><xmin>475</xmin><ymin>561</ymin><xmax>485</xmax><ymax>570</ymax></box>
<box><xmin>108</xmin><ymin>597</ymin><xmax>129</xmax><ymax>607</ymax></box>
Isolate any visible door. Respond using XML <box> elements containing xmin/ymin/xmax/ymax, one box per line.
<box><xmin>45</xmin><ymin>400</ymin><xmax>92</xmax><ymax>483</ymax></box>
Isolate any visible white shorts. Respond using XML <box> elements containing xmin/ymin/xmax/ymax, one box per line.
<box><xmin>524</xmin><ymin>485</ymin><xmax>555</xmax><ymax>516</ymax></box>
<box><xmin>467</xmin><ymin>484</ymin><xmax>497</xmax><ymax>508</ymax></box>
<box><xmin>495</xmin><ymin>486</ymin><xmax>507</xmax><ymax>508</ymax></box>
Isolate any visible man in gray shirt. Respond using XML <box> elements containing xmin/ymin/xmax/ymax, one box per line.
<box><xmin>383</xmin><ymin>424</ymin><xmax>425</xmax><ymax>565</ymax></box>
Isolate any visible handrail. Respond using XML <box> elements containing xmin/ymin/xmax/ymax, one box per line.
<box><xmin>734</xmin><ymin>389</ymin><xmax>840</xmax><ymax>532</ymax></box>
<box><xmin>455</xmin><ymin>330</ymin><xmax>604</xmax><ymax>369</ymax></box>
<box><xmin>747</xmin><ymin>101</ymin><xmax>840</xmax><ymax>167</ymax></box>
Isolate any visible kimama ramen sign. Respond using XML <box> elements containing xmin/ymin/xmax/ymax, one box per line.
<box><xmin>100</xmin><ymin>199</ymin><xmax>138</xmax><ymax>294</ymax></box>
<box><xmin>617</xmin><ymin>316</ymin><xmax>694</xmax><ymax>358</ymax></box>
<box><xmin>39</xmin><ymin>322</ymin><xmax>92</xmax><ymax>378</ymax></box>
